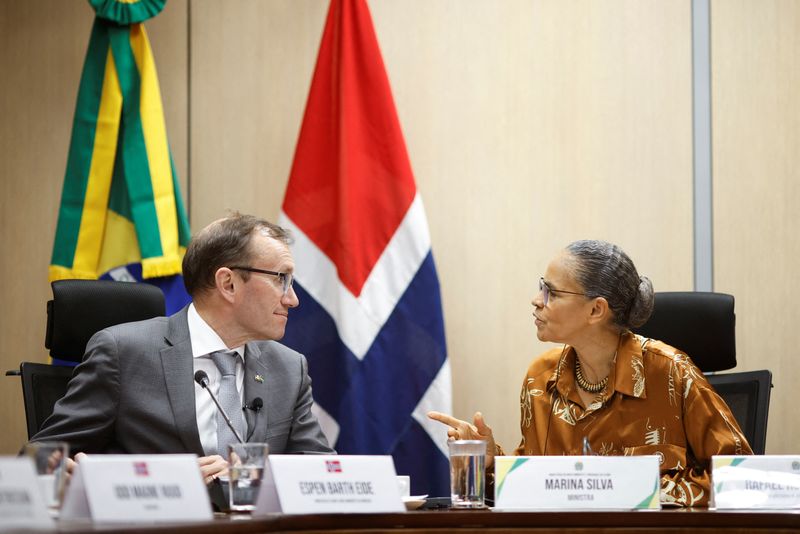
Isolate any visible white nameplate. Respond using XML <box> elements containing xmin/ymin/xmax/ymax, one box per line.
<box><xmin>712</xmin><ymin>455</ymin><xmax>800</xmax><ymax>509</ymax></box>
<box><xmin>494</xmin><ymin>455</ymin><xmax>661</xmax><ymax>510</ymax></box>
<box><xmin>0</xmin><ymin>457</ymin><xmax>53</xmax><ymax>531</ymax></box>
<box><xmin>61</xmin><ymin>454</ymin><xmax>212</xmax><ymax>522</ymax></box>
<box><xmin>254</xmin><ymin>455</ymin><xmax>404</xmax><ymax>514</ymax></box>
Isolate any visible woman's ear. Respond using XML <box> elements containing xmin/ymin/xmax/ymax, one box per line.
<box><xmin>587</xmin><ymin>296</ymin><xmax>611</xmax><ymax>325</ymax></box>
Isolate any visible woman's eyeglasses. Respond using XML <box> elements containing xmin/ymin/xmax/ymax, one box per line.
<box><xmin>539</xmin><ymin>277</ymin><xmax>587</xmax><ymax>306</ymax></box>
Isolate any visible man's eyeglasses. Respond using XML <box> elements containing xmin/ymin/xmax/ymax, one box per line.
<box><xmin>230</xmin><ymin>266</ymin><xmax>294</xmax><ymax>295</ymax></box>
<box><xmin>539</xmin><ymin>277</ymin><xmax>586</xmax><ymax>306</ymax></box>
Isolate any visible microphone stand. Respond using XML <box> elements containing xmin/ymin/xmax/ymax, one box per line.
<box><xmin>194</xmin><ymin>371</ymin><xmax>244</xmax><ymax>444</ymax></box>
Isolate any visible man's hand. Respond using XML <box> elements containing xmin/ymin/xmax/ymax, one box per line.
<box><xmin>427</xmin><ymin>411</ymin><xmax>497</xmax><ymax>467</ymax></box>
<box><xmin>64</xmin><ymin>452</ymin><xmax>87</xmax><ymax>484</ymax></box>
<box><xmin>64</xmin><ymin>453</ymin><xmax>229</xmax><ymax>486</ymax></box>
<box><xmin>198</xmin><ymin>455</ymin><xmax>228</xmax><ymax>485</ymax></box>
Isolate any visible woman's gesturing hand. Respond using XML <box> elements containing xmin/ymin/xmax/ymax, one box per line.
<box><xmin>427</xmin><ymin>410</ymin><xmax>497</xmax><ymax>467</ymax></box>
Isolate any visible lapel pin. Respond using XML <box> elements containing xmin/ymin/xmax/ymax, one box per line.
<box><xmin>254</xmin><ymin>374</ymin><xmax>264</xmax><ymax>383</ymax></box>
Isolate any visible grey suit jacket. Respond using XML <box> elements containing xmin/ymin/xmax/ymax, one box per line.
<box><xmin>31</xmin><ymin>306</ymin><xmax>333</xmax><ymax>456</ymax></box>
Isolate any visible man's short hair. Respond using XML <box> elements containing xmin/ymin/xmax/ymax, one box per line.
<box><xmin>182</xmin><ymin>212</ymin><xmax>292</xmax><ymax>297</ymax></box>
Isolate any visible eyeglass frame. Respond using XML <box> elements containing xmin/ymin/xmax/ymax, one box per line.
<box><xmin>229</xmin><ymin>266</ymin><xmax>294</xmax><ymax>295</ymax></box>
<box><xmin>539</xmin><ymin>277</ymin><xmax>587</xmax><ymax>307</ymax></box>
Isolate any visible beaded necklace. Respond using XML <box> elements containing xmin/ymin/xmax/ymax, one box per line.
<box><xmin>574</xmin><ymin>356</ymin><xmax>609</xmax><ymax>393</ymax></box>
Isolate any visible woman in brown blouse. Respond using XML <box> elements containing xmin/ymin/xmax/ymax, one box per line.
<box><xmin>429</xmin><ymin>240</ymin><xmax>751</xmax><ymax>507</ymax></box>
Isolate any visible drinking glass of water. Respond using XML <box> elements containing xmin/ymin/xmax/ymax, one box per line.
<box><xmin>448</xmin><ymin>440</ymin><xmax>486</xmax><ymax>508</ymax></box>
<box><xmin>23</xmin><ymin>441</ymin><xmax>69</xmax><ymax>509</ymax></box>
<box><xmin>227</xmin><ymin>443</ymin><xmax>269</xmax><ymax>512</ymax></box>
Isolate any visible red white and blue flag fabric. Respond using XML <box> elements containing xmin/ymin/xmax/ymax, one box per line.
<box><xmin>278</xmin><ymin>0</ymin><xmax>451</xmax><ymax>496</ymax></box>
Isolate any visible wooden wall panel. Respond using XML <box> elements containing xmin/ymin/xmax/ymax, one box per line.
<box><xmin>0</xmin><ymin>0</ymin><xmax>93</xmax><ymax>454</ymax></box>
<box><xmin>712</xmin><ymin>0</ymin><xmax>800</xmax><ymax>453</ymax></box>
<box><xmin>372</xmin><ymin>0</ymin><xmax>693</xmax><ymax>449</ymax></box>
<box><xmin>189</xmin><ymin>0</ymin><xmax>328</xmax><ymax>229</ymax></box>
<box><xmin>0</xmin><ymin>0</ymin><xmax>187</xmax><ymax>454</ymax></box>
<box><xmin>1</xmin><ymin>0</ymin><xmax>711</xmax><ymax>459</ymax></box>
<box><xmin>190</xmin><ymin>0</ymin><xmax>693</xmax><ymax>450</ymax></box>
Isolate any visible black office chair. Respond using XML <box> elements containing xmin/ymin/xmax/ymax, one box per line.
<box><xmin>7</xmin><ymin>279</ymin><xmax>166</xmax><ymax>438</ymax></box>
<box><xmin>705</xmin><ymin>370</ymin><xmax>772</xmax><ymax>455</ymax></box>
<box><xmin>634</xmin><ymin>291</ymin><xmax>772</xmax><ymax>454</ymax></box>
<box><xmin>636</xmin><ymin>292</ymin><xmax>736</xmax><ymax>372</ymax></box>
<box><xmin>15</xmin><ymin>362</ymin><xmax>75</xmax><ymax>439</ymax></box>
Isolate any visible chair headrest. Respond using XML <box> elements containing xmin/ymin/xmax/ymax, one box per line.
<box><xmin>634</xmin><ymin>291</ymin><xmax>736</xmax><ymax>372</ymax></box>
<box><xmin>45</xmin><ymin>280</ymin><xmax>166</xmax><ymax>362</ymax></box>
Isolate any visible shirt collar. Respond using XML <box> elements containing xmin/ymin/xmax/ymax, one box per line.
<box><xmin>612</xmin><ymin>331</ymin><xmax>647</xmax><ymax>399</ymax></box>
<box><xmin>187</xmin><ymin>303</ymin><xmax>245</xmax><ymax>361</ymax></box>
<box><xmin>547</xmin><ymin>345</ymin><xmax>574</xmax><ymax>397</ymax></box>
<box><xmin>546</xmin><ymin>331</ymin><xmax>647</xmax><ymax>400</ymax></box>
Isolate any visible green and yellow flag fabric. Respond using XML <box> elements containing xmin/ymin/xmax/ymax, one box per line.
<box><xmin>50</xmin><ymin>0</ymin><xmax>191</xmax><ymax>312</ymax></box>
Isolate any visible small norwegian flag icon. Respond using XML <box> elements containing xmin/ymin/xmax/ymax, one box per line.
<box><xmin>325</xmin><ymin>460</ymin><xmax>342</xmax><ymax>473</ymax></box>
<box><xmin>133</xmin><ymin>462</ymin><xmax>149</xmax><ymax>476</ymax></box>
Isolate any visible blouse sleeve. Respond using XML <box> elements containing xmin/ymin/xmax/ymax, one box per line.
<box><xmin>660</xmin><ymin>359</ymin><xmax>752</xmax><ymax>506</ymax></box>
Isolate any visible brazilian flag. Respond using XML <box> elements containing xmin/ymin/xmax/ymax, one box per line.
<box><xmin>50</xmin><ymin>0</ymin><xmax>191</xmax><ymax>314</ymax></box>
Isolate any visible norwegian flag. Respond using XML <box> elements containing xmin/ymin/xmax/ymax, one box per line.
<box><xmin>326</xmin><ymin>460</ymin><xmax>343</xmax><ymax>473</ymax></box>
<box><xmin>279</xmin><ymin>0</ymin><xmax>451</xmax><ymax>496</ymax></box>
<box><xmin>133</xmin><ymin>462</ymin><xmax>149</xmax><ymax>477</ymax></box>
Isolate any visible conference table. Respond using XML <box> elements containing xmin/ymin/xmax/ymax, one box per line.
<box><xmin>44</xmin><ymin>508</ymin><xmax>800</xmax><ymax>533</ymax></box>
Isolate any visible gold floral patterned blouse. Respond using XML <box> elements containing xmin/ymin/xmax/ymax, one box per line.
<box><xmin>499</xmin><ymin>331</ymin><xmax>751</xmax><ymax>507</ymax></box>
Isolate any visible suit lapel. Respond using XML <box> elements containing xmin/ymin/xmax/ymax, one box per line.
<box><xmin>244</xmin><ymin>342</ymin><xmax>270</xmax><ymax>442</ymax></box>
<box><xmin>160</xmin><ymin>307</ymin><xmax>205</xmax><ymax>456</ymax></box>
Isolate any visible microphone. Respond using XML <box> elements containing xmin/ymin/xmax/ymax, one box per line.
<box><xmin>194</xmin><ymin>370</ymin><xmax>244</xmax><ymax>444</ymax></box>
<box><xmin>244</xmin><ymin>397</ymin><xmax>263</xmax><ymax>412</ymax></box>
<box><xmin>194</xmin><ymin>370</ymin><xmax>210</xmax><ymax>388</ymax></box>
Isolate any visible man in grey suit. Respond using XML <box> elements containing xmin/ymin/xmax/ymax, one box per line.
<box><xmin>31</xmin><ymin>213</ymin><xmax>333</xmax><ymax>483</ymax></box>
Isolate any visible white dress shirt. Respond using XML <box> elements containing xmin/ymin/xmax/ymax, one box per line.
<box><xmin>187</xmin><ymin>303</ymin><xmax>245</xmax><ymax>456</ymax></box>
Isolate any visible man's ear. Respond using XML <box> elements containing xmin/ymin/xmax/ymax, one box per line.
<box><xmin>587</xmin><ymin>296</ymin><xmax>611</xmax><ymax>325</ymax></box>
<box><xmin>214</xmin><ymin>267</ymin><xmax>237</xmax><ymax>303</ymax></box>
